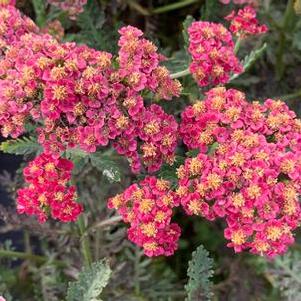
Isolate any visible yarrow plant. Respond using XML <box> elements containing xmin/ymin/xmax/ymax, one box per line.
<box><xmin>0</xmin><ymin>4</ymin><xmax>181</xmax><ymax>224</ymax></box>
<box><xmin>2</xmin><ymin>0</ymin><xmax>301</xmax><ymax>263</ymax></box>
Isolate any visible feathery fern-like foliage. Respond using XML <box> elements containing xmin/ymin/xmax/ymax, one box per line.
<box><xmin>185</xmin><ymin>245</ymin><xmax>214</xmax><ymax>301</ymax></box>
<box><xmin>268</xmin><ymin>251</ymin><xmax>301</xmax><ymax>301</ymax></box>
<box><xmin>66</xmin><ymin>259</ymin><xmax>112</xmax><ymax>301</ymax></box>
<box><xmin>0</xmin><ymin>137</ymin><xmax>42</xmax><ymax>156</ymax></box>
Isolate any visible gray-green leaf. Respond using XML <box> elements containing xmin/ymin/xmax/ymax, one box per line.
<box><xmin>0</xmin><ymin>137</ymin><xmax>42</xmax><ymax>156</ymax></box>
<box><xmin>185</xmin><ymin>245</ymin><xmax>214</xmax><ymax>301</ymax></box>
<box><xmin>67</xmin><ymin>259</ymin><xmax>112</xmax><ymax>301</ymax></box>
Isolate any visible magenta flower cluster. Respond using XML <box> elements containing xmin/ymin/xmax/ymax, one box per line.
<box><xmin>178</xmin><ymin>87</ymin><xmax>301</xmax><ymax>257</ymax></box>
<box><xmin>17</xmin><ymin>153</ymin><xmax>83</xmax><ymax>223</ymax></box>
<box><xmin>108</xmin><ymin>176</ymin><xmax>181</xmax><ymax>256</ymax></box>
<box><xmin>188</xmin><ymin>21</ymin><xmax>243</xmax><ymax>87</ymax></box>
<box><xmin>0</xmin><ymin>6</ymin><xmax>181</xmax><ymax>175</ymax></box>
<box><xmin>225</xmin><ymin>5</ymin><xmax>268</xmax><ymax>38</ymax></box>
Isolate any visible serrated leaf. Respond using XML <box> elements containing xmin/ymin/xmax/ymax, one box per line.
<box><xmin>90</xmin><ymin>153</ymin><xmax>121</xmax><ymax>183</ymax></box>
<box><xmin>200</xmin><ymin>0</ymin><xmax>218</xmax><ymax>22</ymax></box>
<box><xmin>207</xmin><ymin>142</ymin><xmax>218</xmax><ymax>155</ymax></box>
<box><xmin>186</xmin><ymin>149</ymin><xmax>200</xmax><ymax>158</ymax></box>
<box><xmin>66</xmin><ymin>0</ymin><xmax>119</xmax><ymax>53</ymax></box>
<box><xmin>0</xmin><ymin>137</ymin><xmax>42</xmax><ymax>156</ymax></box>
<box><xmin>267</xmin><ymin>251</ymin><xmax>301</xmax><ymax>301</ymax></box>
<box><xmin>230</xmin><ymin>43</ymin><xmax>267</xmax><ymax>82</ymax></box>
<box><xmin>67</xmin><ymin>259</ymin><xmax>111</xmax><ymax>301</ymax></box>
<box><xmin>185</xmin><ymin>245</ymin><xmax>214</xmax><ymax>301</ymax></box>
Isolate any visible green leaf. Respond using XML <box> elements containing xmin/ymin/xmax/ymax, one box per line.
<box><xmin>90</xmin><ymin>153</ymin><xmax>121</xmax><ymax>183</ymax></box>
<box><xmin>182</xmin><ymin>15</ymin><xmax>195</xmax><ymax>52</ymax></box>
<box><xmin>0</xmin><ymin>137</ymin><xmax>42</xmax><ymax>156</ymax></box>
<box><xmin>267</xmin><ymin>251</ymin><xmax>301</xmax><ymax>300</ymax></box>
<box><xmin>185</xmin><ymin>245</ymin><xmax>214</xmax><ymax>301</ymax></box>
<box><xmin>67</xmin><ymin>0</ymin><xmax>120</xmax><ymax>53</ymax></box>
<box><xmin>200</xmin><ymin>0</ymin><xmax>219</xmax><ymax>22</ymax></box>
<box><xmin>67</xmin><ymin>259</ymin><xmax>112</xmax><ymax>301</ymax></box>
<box><xmin>32</xmin><ymin>0</ymin><xmax>47</xmax><ymax>27</ymax></box>
<box><xmin>186</xmin><ymin>149</ymin><xmax>199</xmax><ymax>158</ymax></box>
<box><xmin>230</xmin><ymin>43</ymin><xmax>267</xmax><ymax>82</ymax></box>
<box><xmin>207</xmin><ymin>142</ymin><xmax>219</xmax><ymax>155</ymax></box>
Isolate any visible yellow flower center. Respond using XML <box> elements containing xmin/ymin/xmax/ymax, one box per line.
<box><xmin>231</xmin><ymin>230</ymin><xmax>246</xmax><ymax>245</ymax></box>
<box><xmin>206</xmin><ymin>173</ymin><xmax>222</xmax><ymax>190</ymax></box>
<box><xmin>141</xmin><ymin>223</ymin><xmax>157</xmax><ymax>237</ymax></box>
<box><xmin>247</xmin><ymin>185</ymin><xmax>261</xmax><ymax>199</ymax></box>
<box><xmin>144</xmin><ymin>121</ymin><xmax>160</xmax><ymax>135</ymax></box>
<box><xmin>266</xmin><ymin>226</ymin><xmax>282</xmax><ymax>241</ymax></box>
<box><xmin>139</xmin><ymin>199</ymin><xmax>153</xmax><ymax>213</ymax></box>
<box><xmin>52</xmin><ymin>85</ymin><xmax>67</xmax><ymax>100</ymax></box>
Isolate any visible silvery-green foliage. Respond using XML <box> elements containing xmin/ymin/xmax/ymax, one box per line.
<box><xmin>67</xmin><ymin>259</ymin><xmax>112</xmax><ymax>301</ymax></box>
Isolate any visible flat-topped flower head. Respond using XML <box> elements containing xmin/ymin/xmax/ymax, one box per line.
<box><xmin>225</xmin><ymin>6</ymin><xmax>268</xmax><ymax>38</ymax></box>
<box><xmin>178</xmin><ymin>87</ymin><xmax>301</xmax><ymax>257</ymax></box>
<box><xmin>0</xmin><ymin>16</ymin><xmax>180</xmax><ymax>174</ymax></box>
<box><xmin>108</xmin><ymin>176</ymin><xmax>180</xmax><ymax>256</ymax></box>
<box><xmin>17</xmin><ymin>153</ymin><xmax>83</xmax><ymax>223</ymax></box>
<box><xmin>188</xmin><ymin>21</ymin><xmax>242</xmax><ymax>87</ymax></box>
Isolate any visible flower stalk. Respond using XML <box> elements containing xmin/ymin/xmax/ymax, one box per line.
<box><xmin>170</xmin><ymin>68</ymin><xmax>190</xmax><ymax>79</ymax></box>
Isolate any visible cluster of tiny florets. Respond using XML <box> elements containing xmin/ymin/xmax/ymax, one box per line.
<box><xmin>0</xmin><ymin>6</ymin><xmax>181</xmax><ymax>174</ymax></box>
<box><xmin>178</xmin><ymin>87</ymin><xmax>301</xmax><ymax>257</ymax></box>
<box><xmin>0</xmin><ymin>5</ymin><xmax>181</xmax><ymax>224</ymax></box>
<box><xmin>108</xmin><ymin>176</ymin><xmax>181</xmax><ymax>257</ymax></box>
<box><xmin>188</xmin><ymin>21</ymin><xmax>242</xmax><ymax>87</ymax></box>
<box><xmin>225</xmin><ymin>6</ymin><xmax>268</xmax><ymax>37</ymax></box>
<box><xmin>47</xmin><ymin>0</ymin><xmax>87</xmax><ymax>19</ymax></box>
<box><xmin>0</xmin><ymin>4</ymin><xmax>38</xmax><ymax>57</ymax></box>
<box><xmin>17</xmin><ymin>153</ymin><xmax>83</xmax><ymax>223</ymax></box>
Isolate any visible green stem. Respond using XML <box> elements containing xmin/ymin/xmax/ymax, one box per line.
<box><xmin>152</xmin><ymin>0</ymin><xmax>199</xmax><ymax>14</ymax></box>
<box><xmin>0</xmin><ymin>249</ymin><xmax>65</xmax><ymax>267</ymax></box>
<box><xmin>127</xmin><ymin>0</ymin><xmax>150</xmax><ymax>16</ymax></box>
<box><xmin>87</xmin><ymin>215</ymin><xmax>122</xmax><ymax>234</ymax></box>
<box><xmin>234</xmin><ymin>38</ymin><xmax>242</xmax><ymax>54</ymax></box>
<box><xmin>78</xmin><ymin>215</ymin><xmax>92</xmax><ymax>267</ymax></box>
<box><xmin>170</xmin><ymin>68</ymin><xmax>190</xmax><ymax>79</ymax></box>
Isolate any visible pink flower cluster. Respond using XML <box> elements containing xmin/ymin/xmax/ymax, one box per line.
<box><xmin>0</xmin><ymin>6</ymin><xmax>181</xmax><ymax>174</ymax></box>
<box><xmin>0</xmin><ymin>4</ymin><xmax>38</xmax><ymax>57</ymax></box>
<box><xmin>47</xmin><ymin>0</ymin><xmax>87</xmax><ymax>20</ymax></box>
<box><xmin>108</xmin><ymin>176</ymin><xmax>181</xmax><ymax>257</ymax></box>
<box><xmin>188</xmin><ymin>21</ymin><xmax>242</xmax><ymax>87</ymax></box>
<box><xmin>0</xmin><ymin>0</ymin><xmax>15</xmax><ymax>6</ymax></box>
<box><xmin>179</xmin><ymin>87</ymin><xmax>301</xmax><ymax>257</ymax></box>
<box><xmin>17</xmin><ymin>153</ymin><xmax>83</xmax><ymax>223</ymax></box>
<box><xmin>219</xmin><ymin>0</ymin><xmax>258</xmax><ymax>5</ymax></box>
<box><xmin>225</xmin><ymin>6</ymin><xmax>268</xmax><ymax>37</ymax></box>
